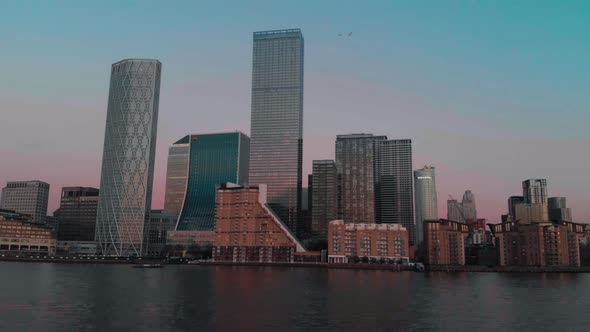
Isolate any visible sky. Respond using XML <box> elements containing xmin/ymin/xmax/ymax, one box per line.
<box><xmin>0</xmin><ymin>1</ymin><xmax>589</xmax><ymax>222</ymax></box>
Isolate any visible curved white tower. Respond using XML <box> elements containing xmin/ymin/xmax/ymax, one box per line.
<box><xmin>95</xmin><ymin>59</ymin><xmax>161</xmax><ymax>256</ymax></box>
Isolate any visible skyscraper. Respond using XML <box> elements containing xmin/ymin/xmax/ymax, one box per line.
<box><xmin>414</xmin><ymin>166</ymin><xmax>438</xmax><ymax>245</ymax></box>
<box><xmin>447</xmin><ymin>199</ymin><xmax>465</xmax><ymax>223</ymax></box>
<box><xmin>374</xmin><ymin>139</ymin><xmax>415</xmax><ymax>245</ymax></box>
<box><xmin>462</xmin><ymin>190</ymin><xmax>477</xmax><ymax>220</ymax></box>
<box><xmin>523</xmin><ymin>178</ymin><xmax>548</xmax><ymax>204</ymax></box>
<box><xmin>548</xmin><ymin>197</ymin><xmax>572</xmax><ymax>222</ymax></box>
<box><xmin>55</xmin><ymin>187</ymin><xmax>99</xmax><ymax>242</ymax></box>
<box><xmin>249</xmin><ymin>29</ymin><xmax>304</xmax><ymax>236</ymax></box>
<box><xmin>175</xmin><ymin>132</ymin><xmax>250</xmax><ymax>231</ymax></box>
<box><xmin>163</xmin><ymin>136</ymin><xmax>190</xmax><ymax>216</ymax></box>
<box><xmin>95</xmin><ymin>59</ymin><xmax>161</xmax><ymax>256</ymax></box>
<box><xmin>508</xmin><ymin>196</ymin><xmax>524</xmax><ymax>218</ymax></box>
<box><xmin>0</xmin><ymin>180</ymin><xmax>49</xmax><ymax>224</ymax></box>
<box><xmin>336</xmin><ymin>134</ymin><xmax>387</xmax><ymax>224</ymax></box>
<box><xmin>311</xmin><ymin>160</ymin><xmax>338</xmax><ymax>241</ymax></box>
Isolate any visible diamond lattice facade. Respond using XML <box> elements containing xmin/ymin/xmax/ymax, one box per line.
<box><xmin>95</xmin><ymin>59</ymin><xmax>161</xmax><ymax>256</ymax></box>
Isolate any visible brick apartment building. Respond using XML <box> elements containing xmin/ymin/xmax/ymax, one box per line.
<box><xmin>423</xmin><ymin>219</ymin><xmax>469</xmax><ymax>265</ymax></box>
<box><xmin>490</xmin><ymin>220</ymin><xmax>587</xmax><ymax>267</ymax></box>
<box><xmin>327</xmin><ymin>220</ymin><xmax>409</xmax><ymax>263</ymax></box>
<box><xmin>212</xmin><ymin>184</ymin><xmax>306</xmax><ymax>263</ymax></box>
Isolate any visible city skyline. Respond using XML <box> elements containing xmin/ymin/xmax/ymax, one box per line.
<box><xmin>1</xmin><ymin>2</ymin><xmax>589</xmax><ymax>222</ymax></box>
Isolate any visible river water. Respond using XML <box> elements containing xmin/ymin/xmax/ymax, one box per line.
<box><xmin>0</xmin><ymin>262</ymin><xmax>587</xmax><ymax>331</ymax></box>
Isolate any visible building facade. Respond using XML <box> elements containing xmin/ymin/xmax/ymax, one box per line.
<box><xmin>423</xmin><ymin>219</ymin><xmax>469</xmax><ymax>265</ymax></box>
<box><xmin>55</xmin><ymin>187</ymin><xmax>99</xmax><ymax>242</ymax></box>
<box><xmin>95</xmin><ymin>59</ymin><xmax>161</xmax><ymax>256</ymax></box>
<box><xmin>414</xmin><ymin>166</ymin><xmax>438</xmax><ymax>245</ymax></box>
<box><xmin>490</xmin><ymin>220</ymin><xmax>585</xmax><ymax>267</ymax></box>
<box><xmin>175</xmin><ymin>132</ymin><xmax>250</xmax><ymax>231</ymax></box>
<box><xmin>0</xmin><ymin>210</ymin><xmax>56</xmax><ymax>255</ymax></box>
<box><xmin>0</xmin><ymin>180</ymin><xmax>50</xmax><ymax>224</ymax></box>
<box><xmin>462</xmin><ymin>190</ymin><xmax>477</xmax><ymax>220</ymax></box>
<box><xmin>328</xmin><ymin>220</ymin><xmax>409</xmax><ymax>263</ymax></box>
<box><xmin>336</xmin><ymin>134</ymin><xmax>387</xmax><ymax>224</ymax></box>
<box><xmin>447</xmin><ymin>199</ymin><xmax>465</xmax><ymax>224</ymax></box>
<box><xmin>548</xmin><ymin>197</ymin><xmax>572</xmax><ymax>222</ymax></box>
<box><xmin>248</xmin><ymin>29</ymin><xmax>304</xmax><ymax>236</ymax></box>
<box><xmin>143</xmin><ymin>210</ymin><xmax>177</xmax><ymax>256</ymax></box>
<box><xmin>163</xmin><ymin>136</ymin><xmax>190</xmax><ymax>216</ymax></box>
<box><xmin>514</xmin><ymin>203</ymin><xmax>549</xmax><ymax>223</ymax></box>
<box><xmin>508</xmin><ymin>196</ymin><xmax>524</xmax><ymax>219</ymax></box>
<box><xmin>374</xmin><ymin>139</ymin><xmax>415</xmax><ymax>245</ymax></box>
<box><xmin>311</xmin><ymin>160</ymin><xmax>337</xmax><ymax>241</ymax></box>
<box><xmin>213</xmin><ymin>184</ymin><xmax>306</xmax><ymax>263</ymax></box>
<box><xmin>523</xmin><ymin>178</ymin><xmax>548</xmax><ymax>204</ymax></box>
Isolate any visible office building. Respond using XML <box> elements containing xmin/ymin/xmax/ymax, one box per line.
<box><xmin>514</xmin><ymin>203</ymin><xmax>549</xmax><ymax>223</ymax></box>
<box><xmin>462</xmin><ymin>190</ymin><xmax>477</xmax><ymax>220</ymax></box>
<box><xmin>336</xmin><ymin>134</ymin><xmax>387</xmax><ymax>224</ymax></box>
<box><xmin>163</xmin><ymin>136</ymin><xmax>190</xmax><ymax>216</ymax></box>
<box><xmin>142</xmin><ymin>210</ymin><xmax>177</xmax><ymax>256</ymax></box>
<box><xmin>523</xmin><ymin>178</ymin><xmax>548</xmax><ymax>204</ymax></box>
<box><xmin>447</xmin><ymin>199</ymin><xmax>465</xmax><ymax>224</ymax></box>
<box><xmin>328</xmin><ymin>220</ymin><xmax>409</xmax><ymax>263</ymax></box>
<box><xmin>374</xmin><ymin>139</ymin><xmax>415</xmax><ymax>245</ymax></box>
<box><xmin>95</xmin><ymin>59</ymin><xmax>161</xmax><ymax>256</ymax></box>
<box><xmin>508</xmin><ymin>196</ymin><xmax>524</xmax><ymax>218</ymax></box>
<box><xmin>213</xmin><ymin>184</ymin><xmax>306</xmax><ymax>263</ymax></box>
<box><xmin>248</xmin><ymin>29</ymin><xmax>304</xmax><ymax>235</ymax></box>
<box><xmin>175</xmin><ymin>132</ymin><xmax>250</xmax><ymax>231</ymax></box>
<box><xmin>490</xmin><ymin>220</ymin><xmax>586</xmax><ymax>267</ymax></box>
<box><xmin>311</xmin><ymin>160</ymin><xmax>337</xmax><ymax>241</ymax></box>
<box><xmin>0</xmin><ymin>180</ymin><xmax>49</xmax><ymax>224</ymax></box>
<box><xmin>548</xmin><ymin>197</ymin><xmax>572</xmax><ymax>222</ymax></box>
<box><xmin>0</xmin><ymin>209</ymin><xmax>56</xmax><ymax>255</ymax></box>
<box><xmin>423</xmin><ymin>219</ymin><xmax>469</xmax><ymax>265</ymax></box>
<box><xmin>55</xmin><ymin>187</ymin><xmax>99</xmax><ymax>242</ymax></box>
<box><xmin>414</xmin><ymin>166</ymin><xmax>438</xmax><ymax>245</ymax></box>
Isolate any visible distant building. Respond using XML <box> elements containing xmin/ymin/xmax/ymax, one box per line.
<box><xmin>175</xmin><ymin>132</ymin><xmax>250</xmax><ymax>231</ymax></box>
<box><xmin>447</xmin><ymin>199</ymin><xmax>465</xmax><ymax>223</ymax></box>
<box><xmin>523</xmin><ymin>178</ymin><xmax>547</xmax><ymax>204</ymax></box>
<box><xmin>507</xmin><ymin>196</ymin><xmax>525</xmax><ymax>219</ymax></box>
<box><xmin>143</xmin><ymin>210</ymin><xmax>177</xmax><ymax>256</ymax></box>
<box><xmin>327</xmin><ymin>220</ymin><xmax>409</xmax><ymax>263</ymax></box>
<box><xmin>423</xmin><ymin>219</ymin><xmax>469</xmax><ymax>265</ymax></box>
<box><xmin>462</xmin><ymin>190</ymin><xmax>477</xmax><ymax>220</ymax></box>
<box><xmin>55</xmin><ymin>187</ymin><xmax>99</xmax><ymax>242</ymax></box>
<box><xmin>163</xmin><ymin>136</ymin><xmax>190</xmax><ymax>216</ymax></box>
<box><xmin>213</xmin><ymin>184</ymin><xmax>306</xmax><ymax>263</ymax></box>
<box><xmin>548</xmin><ymin>197</ymin><xmax>572</xmax><ymax>222</ymax></box>
<box><xmin>374</xmin><ymin>139</ymin><xmax>415</xmax><ymax>245</ymax></box>
<box><xmin>95</xmin><ymin>59</ymin><xmax>161</xmax><ymax>256</ymax></box>
<box><xmin>311</xmin><ymin>160</ymin><xmax>338</xmax><ymax>241</ymax></box>
<box><xmin>490</xmin><ymin>220</ymin><xmax>586</xmax><ymax>267</ymax></box>
<box><xmin>414</xmin><ymin>166</ymin><xmax>438</xmax><ymax>245</ymax></box>
<box><xmin>514</xmin><ymin>203</ymin><xmax>549</xmax><ymax>223</ymax></box>
<box><xmin>0</xmin><ymin>209</ymin><xmax>56</xmax><ymax>255</ymax></box>
<box><xmin>249</xmin><ymin>29</ymin><xmax>304</xmax><ymax>236</ymax></box>
<box><xmin>0</xmin><ymin>180</ymin><xmax>50</xmax><ymax>224</ymax></box>
<box><xmin>336</xmin><ymin>134</ymin><xmax>387</xmax><ymax>224</ymax></box>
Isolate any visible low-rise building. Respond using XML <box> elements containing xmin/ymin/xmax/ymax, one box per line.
<box><xmin>143</xmin><ymin>210</ymin><xmax>177</xmax><ymax>256</ymax></box>
<box><xmin>328</xmin><ymin>220</ymin><xmax>409</xmax><ymax>263</ymax></box>
<box><xmin>423</xmin><ymin>219</ymin><xmax>469</xmax><ymax>265</ymax></box>
<box><xmin>0</xmin><ymin>209</ymin><xmax>57</xmax><ymax>255</ymax></box>
<box><xmin>165</xmin><ymin>230</ymin><xmax>215</xmax><ymax>257</ymax></box>
<box><xmin>490</xmin><ymin>220</ymin><xmax>586</xmax><ymax>267</ymax></box>
<box><xmin>212</xmin><ymin>183</ymin><xmax>306</xmax><ymax>263</ymax></box>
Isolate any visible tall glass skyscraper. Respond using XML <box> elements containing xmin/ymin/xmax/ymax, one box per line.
<box><xmin>374</xmin><ymin>139</ymin><xmax>415</xmax><ymax>245</ymax></box>
<box><xmin>462</xmin><ymin>190</ymin><xmax>477</xmax><ymax>220</ymax></box>
<box><xmin>176</xmin><ymin>132</ymin><xmax>250</xmax><ymax>231</ymax></box>
<box><xmin>163</xmin><ymin>136</ymin><xmax>190</xmax><ymax>216</ymax></box>
<box><xmin>95</xmin><ymin>59</ymin><xmax>161</xmax><ymax>256</ymax></box>
<box><xmin>248</xmin><ymin>29</ymin><xmax>304</xmax><ymax>235</ymax></box>
<box><xmin>414</xmin><ymin>166</ymin><xmax>438</xmax><ymax>245</ymax></box>
<box><xmin>311</xmin><ymin>160</ymin><xmax>338</xmax><ymax>241</ymax></box>
<box><xmin>523</xmin><ymin>178</ymin><xmax>548</xmax><ymax>204</ymax></box>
